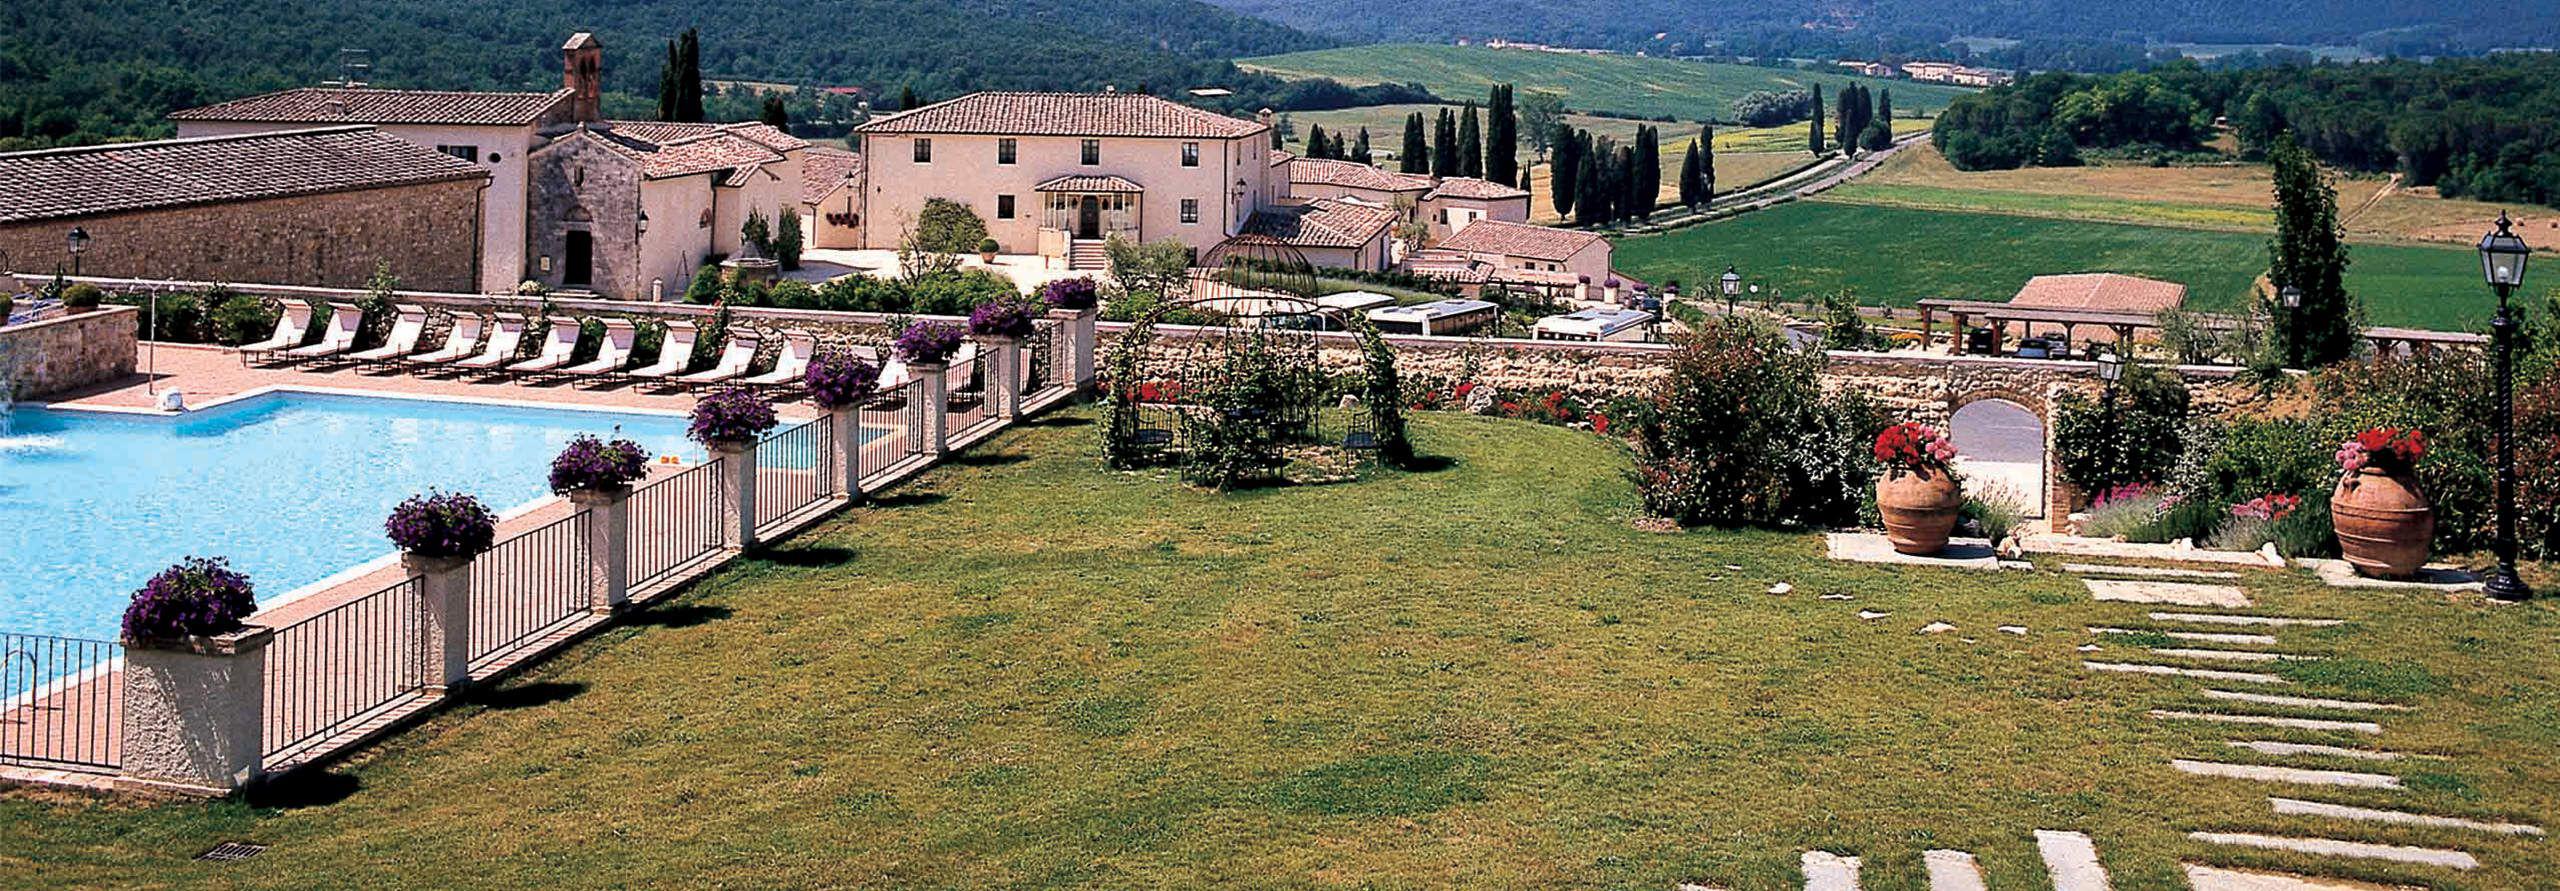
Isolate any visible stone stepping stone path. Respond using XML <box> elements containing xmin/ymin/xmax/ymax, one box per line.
<box><xmin>2267</xmin><ymin>796</ymin><xmax>2545</xmax><ymax>836</ymax></box>
<box><xmin>2086</xmin><ymin>578</ymin><xmax>2254</xmax><ymax>607</ymax></box>
<box><xmin>2150</xmin><ymin>709</ymin><xmax>2383</xmax><ymax>734</ymax></box>
<box><xmin>2171</xmin><ymin>758</ymin><xmax>2403</xmax><ymax>789</ymax></box>
<box><xmin>2084</xmin><ymin>661</ymin><xmax>2288</xmax><ymax>685</ymax></box>
<box><xmin>2089</xmin><ymin>626</ymin><xmax>2277</xmax><ymax>646</ymax></box>
<box><xmin>2227</xmin><ymin>740</ymin><xmax>2409</xmax><ymax>762</ymax></box>
<box><xmin>2147</xmin><ymin>647</ymin><xmax>2319</xmax><ymax>664</ymax></box>
<box><xmin>2034</xmin><ymin>830</ymin><xmax>2114</xmax><ymax>890</ymax></box>
<box><xmin>1800</xmin><ymin>850</ymin><xmax>1861</xmax><ymax>890</ymax></box>
<box><xmin>2186</xmin><ymin>831</ymin><xmax>2479</xmax><ymax>869</ymax></box>
<box><xmin>2182</xmin><ymin>863</ymin><xmax>2416</xmax><ymax>890</ymax></box>
<box><xmin>2201</xmin><ymin>689</ymin><xmax>2408</xmax><ymax>712</ymax></box>
<box><xmin>2064</xmin><ymin>562</ymin><xmax>2243</xmax><ymax>581</ymax></box>
<box><xmin>2147</xmin><ymin>611</ymin><xmax>2342</xmax><ymax>628</ymax></box>
<box><xmin>1921</xmin><ymin>849</ymin><xmax>1986</xmax><ymax>890</ymax></box>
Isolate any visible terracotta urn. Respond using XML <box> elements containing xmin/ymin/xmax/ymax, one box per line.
<box><xmin>1878</xmin><ymin>467</ymin><xmax>1965</xmax><ymax>555</ymax></box>
<box><xmin>2332</xmin><ymin>469</ymin><xmax>2433</xmax><ymax>578</ymax></box>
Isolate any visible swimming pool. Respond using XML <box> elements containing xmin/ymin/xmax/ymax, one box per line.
<box><xmin>0</xmin><ymin>391</ymin><xmax>698</xmax><ymax>642</ymax></box>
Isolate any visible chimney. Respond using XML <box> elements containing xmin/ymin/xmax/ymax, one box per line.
<box><xmin>562</xmin><ymin>32</ymin><xmax>603</xmax><ymax>123</ymax></box>
<box><xmin>1257</xmin><ymin>107</ymin><xmax>1274</xmax><ymax>129</ymax></box>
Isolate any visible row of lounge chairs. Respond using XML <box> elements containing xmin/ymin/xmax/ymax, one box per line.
<box><xmin>235</xmin><ymin>302</ymin><xmax>993</xmax><ymax>398</ymax></box>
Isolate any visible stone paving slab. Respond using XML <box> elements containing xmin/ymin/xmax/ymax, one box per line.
<box><xmin>2149</xmin><ymin>612</ymin><xmax>2344</xmax><ymax>628</ymax></box>
<box><xmin>1801</xmin><ymin>851</ymin><xmax>1862</xmax><ymax>891</ymax></box>
<box><xmin>1823</xmin><ymin>532</ymin><xmax>2011</xmax><ymax>570</ymax></box>
<box><xmin>2203</xmin><ymin>690</ymin><xmax>2408</xmax><ymax>712</ymax></box>
<box><xmin>2182</xmin><ymin>864</ymin><xmax>2421</xmax><ymax>891</ymax></box>
<box><xmin>2065</xmin><ymin>563</ymin><xmax>2243</xmax><ymax>580</ymax></box>
<box><xmin>2294</xmin><ymin>558</ymin><xmax>2485</xmax><ymax>592</ymax></box>
<box><xmin>2090</xmin><ymin>626</ymin><xmax>2277</xmax><ymax>645</ymax></box>
<box><xmin>2084</xmin><ymin>661</ymin><xmax>2289</xmax><ymax>685</ymax></box>
<box><xmin>2172</xmin><ymin>758</ymin><xmax>2403</xmax><ymax>789</ymax></box>
<box><xmin>2033</xmin><ymin>830</ymin><xmax>2113</xmax><ymax>891</ymax></box>
<box><xmin>2151</xmin><ymin>647</ymin><xmax>2318</xmax><ymax>663</ymax></box>
<box><xmin>2151</xmin><ymin>710</ymin><xmax>2382</xmax><ymax>734</ymax></box>
<box><xmin>2267</xmin><ymin>796</ymin><xmax>2544</xmax><ymax>836</ymax></box>
<box><xmin>1922</xmin><ymin>849</ymin><xmax>1986</xmax><ymax>891</ymax></box>
<box><xmin>2186</xmin><ymin>832</ymin><xmax>2479</xmax><ymax>869</ymax></box>
<box><xmin>2086</xmin><ymin>579</ymin><xmax>2252</xmax><ymax>608</ymax></box>
<box><xmin>2229</xmin><ymin>741</ymin><xmax>2409</xmax><ymax>762</ymax></box>
<box><xmin>2019</xmin><ymin>533</ymin><xmax>2286</xmax><ymax>566</ymax></box>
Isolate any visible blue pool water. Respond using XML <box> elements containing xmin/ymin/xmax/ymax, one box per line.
<box><xmin>0</xmin><ymin>392</ymin><xmax>697</xmax><ymax>642</ymax></box>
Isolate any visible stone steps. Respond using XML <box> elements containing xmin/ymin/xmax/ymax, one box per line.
<box><xmin>2089</xmin><ymin>626</ymin><xmax>2277</xmax><ymax>646</ymax></box>
<box><xmin>2149</xmin><ymin>647</ymin><xmax>2320</xmax><ymax>664</ymax></box>
<box><xmin>2033</xmin><ymin>830</ymin><xmax>2114</xmax><ymax>891</ymax></box>
<box><xmin>2182</xmin><ymin>863</ymin><xmax>2418</xmax><ymax>890</ymax></box>
<box><xmin>2084</xmin><ymin>661</ymin><xmax>2288</xmax><ymax>685</ymax></box>
<box><xmin>2187</xmin><ymin>831</ymin><xmax>2479</xmax><ymax>869</ymax></box>
<box><xmin>1800</xmin><ymin>850</ymin><xmax>1861</xmax><ymax>890</ymax></box>
<box><xmin>2171</xmin><ymin>758</ymin><xmax>2403</xmax><ymax>789</ymax></box>
<box><xmin>2227</xmin><ymin>740</ymin><xmax>2409</xmax><ymax>762</ymax></box>
<box><xmin>2064</xmin><ymin>562</ymin><xmax>2243</xmax><ymax>581</ymax></box>
<box><xmin>2151</xmin><ymin>709</ymin><xmax>2383</xmax><ymax>735</ymax></box>
<box><xmin>2087</xmin><ymin>579</ymin><xmax>2252</xmax><ymax>608</ymax></box>
<box><xmin>2202</xmin><ymin>690</ymin><xmax>2408</xmax><ymax>713</ymax></box>
<box><xmin>2148</xmin><ymin>612</ymin><xmax>2344</xmax><ymax>628</ymax></box>
<box><xmin>2267</xmin><ymin>797</ymin><xmax>2544</xmax><ymax>836</ymax></box>
<box><xmin>1921</xmin><ymin>849</ymin><xmax>1986</xmax><ymax>891</ymax></box>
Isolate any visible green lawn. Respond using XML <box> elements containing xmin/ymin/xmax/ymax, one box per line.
<box><xmin>1239</xmin><ymin>44</ymin><xmax>1974</xmax><ymax>124</ymax></box>
<box><xmin>1612</xmin><ymin>200</ymin><xmax>2492</xmax><ymax>331</ymax></box>
<box><xmin>9</xmin><ymin>412</ymin><xmax>2557</xmax><ymax>888</ymax></box>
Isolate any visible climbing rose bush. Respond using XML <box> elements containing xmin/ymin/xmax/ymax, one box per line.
<box><xmin>803</xmin><ymin>350</ymin><xmax>881</xmax><ymax>410</ymax></box>
<box><xmin>385</xmin><ymin>491</ymin><xmax>497</xmax><ymax>560</ymax></box>
<box><xmin>123</xmin><ymin>557</ymin><xmax>256</xmax><ymax>642</ymax></box>
<box><xmin>1040</xmin><ymin>276</ymin><xmax>1100</xmax><ymax>311</ymax></box>
<box><xmin>894</xmin><ymin>320</ymin><xmax>966</xmax><ymax>364</ymax></box>
<box><xmin>1873</xmin><ymin>422</ymin><xmax>1958</xmax><ymax>474</ymax></box>
<box><xmin>548</xmin><ymin>433</ymin><xmax>650</xmax><ymax>494</ymax></box>
<box><xmin>688</xmin><ymin>386</ymin><xmax>780</xmax><ymax>444</ymax></box>
<box><xmin>967</xmin><ymin>297</ymin><xmax>1037</xmax><ymax>338</ymax></box>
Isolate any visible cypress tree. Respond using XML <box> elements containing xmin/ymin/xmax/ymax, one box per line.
<box><xmin>675</xmin><ymin>29</ymin><xmax>704</xmax><ymax>123</ymax></box>
<box><xmin>1678</xmin><ymin>142</ymin><xmax>1703</xmax><ymax>208</ymax></box>
<box><xmin>1573</xmin><ymin>143</ymin><xmax>1605</xmax><ymax>226</ymax></box>
<box><xmin>1487</xmin><ymin>84</ymin><xmax>1518</xmax><ymax>185</ymax></box>
<box><xmin>1551</xmin><ymin>125</ymin><xmax>1580</xmax><ymax>217</ymax></box>
<box><xmin>1432</xmin><ymin>109</ymin><xmax>1459</xmax><ymax>177</ymax></box>
<box><xmin>1458</xmin><ymin>103</ymin><xmax>1483</xmax><ymax>178</ymax></box>
<box><xmin>1864</xmin><ymin>89</ymin><xmax>1895</xmax><ymax>151</ymax></box>
<box><xmin>1631</xmin><ymin>126</ymin><xmax>1658</xmax><ymax>219</ymax></box>
<box><xmin>2268</xmin><ymin>134</ymin><xmax>2358</xmax><ymax>367</ymax></box>
<box><xmin>1699</xmin><ymin>123</ymin><xmax>1717</xmax><ymax>198</ymax></box>
<box><xmin>1808</xmin><ymin>83</ymin><xmax>1825</xmax><ymax>155</ymax></box>
<box><xmin>1520</xmin><ymin>164</ymin><xmax>1535</xmax><ymax>192</ymax></box>
<box><xmin>1352</xmin><ymin>127</ymin><xmax>1372</xmax><ymax>165</ymax></box>
<box><xmin>760</xmin><ymin>94</ymin><xmax>788</xmax><ymax>128</ymax></box>
<box><xmin>657</xmin><ymin>41</ymin><xmax>679</xmax><ymax>121</ymax></box>
<box><xmin>1306</xmin><ymin>123</ymin><xmax>1328</xmax><ymax>159</ymax></box>
<box><xmin>1400</xmin><ymin>112</ymin><xmax>1428</xmax><ymax>174</ymax></box>
<box><xmin>897</xmin><ymin>84</ymin><xmax>919</xmax><ymax>112</ymax></box>
<box><xmin>1271</xmin><ymin>122</ymin><xmax>1283</xmax><ymax>150</ymax></box>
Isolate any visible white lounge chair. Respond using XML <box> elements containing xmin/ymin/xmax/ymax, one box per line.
<box><xmin>452</xmin><ymin>313</ymin><xmax>530</xmax><ymax>372</ymax></box>
<box><xmin>674</xmin><ymin>332</ymin><xmax>761</xmax><ymax>389</ymax></box>
<box><xmin>739</xmin><ymin>329</ymin><xmax>816</xmax><ymax>391</ymax></box>
<box><xmin>406</xmin><ymin>314</ymin><xmax>488</xmax><ymax>367</ymax></box>
<box><xmin>505</xmin><ymin>317</ymin><xmax>586</xmax><ymax>377</ymax></box>
<box><xmin>238</xmin><ymin>301</ymin><xmax>317</xmax><ymax>364</ymax></box>
<box><xmin>283</xmin><ymin>303</ymin><xmax>365</xmax><ymax>361</ymax></box>
<box><xmin>346</xmin><ymin>304</ymin><xmax>429</xmax><ymax>364</ymax></box>
<box><xmin>624</xmin><ymin>321</ymin><xmax>699</xmax><ymax>381</ymax></box>
<box><xmin>560</xmin><ymin>318</ymin><xmax>637</xmax><ymax>380</ymax></box>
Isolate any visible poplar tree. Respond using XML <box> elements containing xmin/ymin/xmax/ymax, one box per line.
<box><xmin>2268</xmin><ymin>134</ymin><xmax>2358</xmax><ymax>367</ymax></box>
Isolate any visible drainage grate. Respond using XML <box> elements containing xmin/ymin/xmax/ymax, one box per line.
<box><xmin>195</xmin><ymin>842</ymin><xmax>267</xmax><ymax>862</ymax></box>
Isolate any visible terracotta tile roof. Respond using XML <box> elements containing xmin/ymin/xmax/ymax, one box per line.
<box><xmin>0</xmin><ymin>126</ymin><xmax>489</xmax><ymax>224</ymax></box>
<box><xmin>1404</xmin><ymin>251</ymin><xmax>1495</xmax><ymax>284</ymax></box>
<box><xmin>2007</xmin><ymin>273</ymin><xmax>2187</xmax><ymax>314</ymax></box>
<box><xmin>856</xmin><ymin>91</ymin><xmax>1264</xmax><ymax>139</ymax></box>
<box><xmin>1243</xmin><ymin>198</ymin><xmax>1395</xmax><ymax>249</ymax></box>
<box><xmin>802</xmin><ymin>147</ymin><xmax>864</xmax><ymax>204</ymax></box>
<box><xmin>603</xmin><ymin>120</ymin><xmax>808</xmax><ymax>153</ymax></box>
<box><xmin>171</xmin><ymin>88</ymin><xmax>570</xmax><ymax>126</ymax></box>
<box><xmin>1035</xmin><ymin>174</ymin><xmax>1145</xmax><ymax>193</ymax></box>
<box><xmin>1269</xmin><ymin>149</ymin><xmax>1294</xmax><ymax>167</ymax></box>
<box><xmin>564</xmin><ymin>123</ymin><xmax>799</xmax><ymax>181</ymax></box>
<box><xmin>1424</xmin><ymin>176</ymin><xmax>1530</xmax><ymax>201</ymax></box>
<box><xmin>1434</xmin><ymin>219</ymin><xmax>1606</xmax><ymax>262</ymax></box>
<box><xmin>1289</xmin><ymin>157</ymin><xmax>1432</xmax><ymax>193</ymax></box>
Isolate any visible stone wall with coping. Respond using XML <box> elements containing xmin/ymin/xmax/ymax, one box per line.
<box><xmin>0</xmin><ymin>306</ymin><xmax>138</xmax><ymax>400</ymax></box>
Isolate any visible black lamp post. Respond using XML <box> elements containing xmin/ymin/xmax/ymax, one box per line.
<box><xmin>2096</xmin><ymin>348</ymin><xmax>2123</xmax><ymax>385</ymax></box>
<box><xmin>1720</xmin><ymin>265</ymin><xmax>1741</xmax><ymax>316</ymax></box>
<box><xmin>2278</xmin><ymin>283</ymin><xmax>2303</xmax><ymax>368</ymax></box>
<box><xmin>65</xmin><ymin>226</ymin><xmax>90</xmax><ymax>277</ymax></box>
<box><xmin>2479</xmin><ymin>212</ymin><xmax>2533</xmax><ymax>602</ymax></box>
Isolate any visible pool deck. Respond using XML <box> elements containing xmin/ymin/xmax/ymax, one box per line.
<box><xmin>5</xmin><ymin>342</ymin><xmax>1049</xmax><ymax>793</ymax></box>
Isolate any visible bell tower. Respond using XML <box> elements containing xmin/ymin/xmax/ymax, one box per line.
<box><xmin>562</xmin><ymin>32</ymin><xmax>603</xmax><ymax>123</ymax></box>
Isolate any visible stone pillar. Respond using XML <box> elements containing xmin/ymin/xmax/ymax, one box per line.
<box><xmin>978</xmin><ymin>334</ymin><xmax>1024</xmax><ymax>420</ymax></box>
<box><xmin>119</xmin><ymin>626</ymin><xmax>272</xmax><ymax>794</ymax></box>
<box><xmin>909</xmin><ymin>360</ymin><xmax>951</xmax><ymax>457</ymax></box>
<box><xmin>1048</xmin><ymin>307</ymin><xmax>1099</xmax><ymax>392</ymax></box>
<box><xmin>405</xmin><ymin>553</ymin><xmax>474</xmax><ymax>694</ymax></box>
<box><xmin>828</xmin><ymin>405</ymin><xmax>862</xmax><ymax>499</ymax></box>
<box><xmin>707</xmin><ymin>439</ymin><xmax>758</xmax><ymax>550</ymax></box>
<box><xmin>569</xmin><ymin>487</ymin><xmax>631</xmax><ymax>614</ymax></box>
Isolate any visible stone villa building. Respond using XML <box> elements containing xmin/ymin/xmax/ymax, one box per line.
<box><xmin>1276</xmin><ymin>155</ymin><xmax>1531</xmax><ymax>244</ymax></box>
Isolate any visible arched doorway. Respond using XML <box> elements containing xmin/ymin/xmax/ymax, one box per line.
<box><xmin>1948</xmin><ymin>395</ymin><xmax>2045</xmax><ymax>518</ymax></box>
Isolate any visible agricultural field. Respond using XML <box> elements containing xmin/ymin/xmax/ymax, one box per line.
<box><xmin>1611</xmin><ymin>200</ymin><xmax>2490</xmax><ymax>331</ymax></box>
<box><xmin>1239</xmin><ymin>44</ymin><xmax>1972</xmax><ymax>124</ymax></box>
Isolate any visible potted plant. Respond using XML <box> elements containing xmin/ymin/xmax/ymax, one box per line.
<box><xmin>121</xmin><ymin>557</ymin><xmax>258</xmax><ymax>649</ymax></box>
<box><xmin>977</xmin><ymin>237</ymin><xmax>1000</xmax><ymax>264</ymax></box>
<box><xmin>804</xmin><ymin>349</ymin><xmax>881</xmax><ymax>410</ymax></box>
<box><xmin>1040</xmin><ymin>277</ymin><xmax>1100</xmax><ymax>313</ymax></box>
<box><xmin>689</xmin><ymin>386</ymin><xmax>780</xmax><ymax>449</ymax></box>
<box><xmin>60</xmin><ymin>283</ymin><xmax>103</xmax><ymax>314</ymax></box>
<box><xmin>385</xmin><ymin>491</ymin><xmax>499</xmax><ymax>572</ymax></box>
<box><xmin>2331</xmin><ymin>427</ymin><xmax>2432</xmax><ymax>578</ymax></box>
<box><xmin>549</xmin><ymin>433</ymin><xmax>651</xmax><ymax>501</ymax></box>
<box><xmin>894</xmin><ymin>319</ymin><xmax>966</xmax><ymax>366</ymax></box>
<box><xmin>1873</xmin><ymin>422</ymin><xmax>1965</xmax><ymax>555</ymax></box>
<box><xmin>968</xmin><ymin>297</ymin><xmax>1037</xmax><ymax>340</ymax></box>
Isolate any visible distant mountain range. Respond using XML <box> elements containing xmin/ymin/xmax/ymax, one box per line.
<box><xmin>1199</xmin><ymin>0</ymin><xmax>2555</xmax><ymax>55</ymax></box>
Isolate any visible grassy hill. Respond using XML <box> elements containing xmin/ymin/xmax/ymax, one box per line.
<box><xmin>1239</xmin><ymin>44</ymin><xmax>1974</xmax><ymax>123</ymax></box>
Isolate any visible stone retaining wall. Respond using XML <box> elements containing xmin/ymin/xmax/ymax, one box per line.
<box><xmin>0</xmin><ymin>306</ymin><xmax>138</xmax><ymax>401</ymax></box>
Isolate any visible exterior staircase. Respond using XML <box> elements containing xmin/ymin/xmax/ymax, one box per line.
<box><xmin>1067</xmin><ymin>239</ymin><xmax>1108</xmax><ymax>271</ymax></box>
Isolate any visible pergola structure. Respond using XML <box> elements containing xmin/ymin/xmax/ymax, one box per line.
<box><xmin>2362</xmin><ymin>326</ymin><xmax>2489</xmax><ymax>357</ymax></box>
<box><xmin>1913</xmin><ymin>298</ymin><xmax>2231</xmax><ymax>358</ymax></box>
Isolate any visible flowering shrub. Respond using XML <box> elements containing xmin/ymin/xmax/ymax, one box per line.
<box><xmin>803</xmin><ymin>350</ymin><xmax>881</xmax><ymax>410</ymax></box>
<box><xmin>1128</xmin><ymin>379</ymin><xmax>1187</xmax><ymax>403</ymax></box>
<box><xmin>2230</xmin><ymin>492</ymin><xmax>2302</xmax><ymax>521</ymax></box>
<box><xmin>2338</xmin><ymin>427</ymin><xmax>2425</xmax><ymax>475</ymax></box>
<box><xmin>548</xmin><ymin>433</ymin><xmax>650</xmax><ymax>494</ymax></box>
<box><xmin>966</xmin><ymin>297</ymin><xmax>1037</xmax><ymax>338</ymax></box>
<box><xmin>1040</xmin><ymin>276</ymin><xmax>1101</xmax><ymax>311</ymax></box>
<box><xmin>689</xmin><ymin>386</ymin><xmax>780</xmax><ymax>444</ymax></box>
<box><xmin>1872</xmin><ymin>422</ymin><xmax>1958</xmax><ymax>475</ymax></box>
<box><xmin>894</xmin><ymin>319</ymin><xmax>965</xmax><ymax>364</ymax></box>
<box><xmin>122</xmin><ymin>557</ymin><xmax>256</xmax><ymax>642</ymax></box>
<box><xmin>1627</xmin><ymin>319</ymin><xmax>1883</xmax><ymax>528</ymax></box>
<box><xmin>1404</xmin><ymin>380</ymin><xmax>1639</xmax><ymax>438</ymax></box>
<box><xmin>385</xmin><ymin>491</ymin><xmax>498</xmax><ymax>560</ymax></box>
